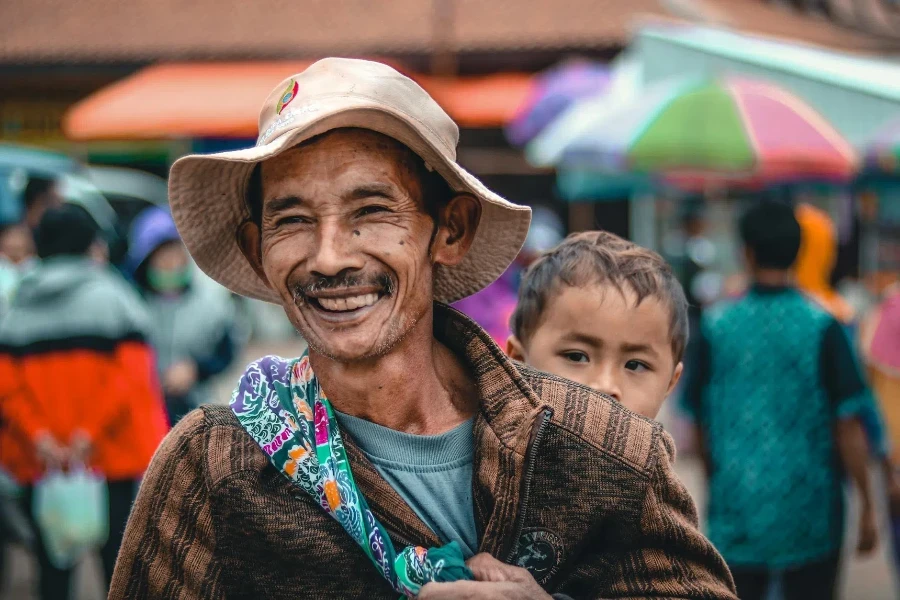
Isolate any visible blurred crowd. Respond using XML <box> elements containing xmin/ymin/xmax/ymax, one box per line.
<box><xmin>0</xmin><ymin>166</ymin><xmax>244</xmax><ymax>598</ymax></box>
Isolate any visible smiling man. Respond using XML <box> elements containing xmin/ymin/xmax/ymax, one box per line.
<box><xmin>110</xmin><ymin>58</ymin><xmax>735</xmax><ymax>600</ymax></box>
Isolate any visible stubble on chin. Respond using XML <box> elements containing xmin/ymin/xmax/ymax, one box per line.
<box><xmin>287</xmin><ymin>302</ymin><xmax>420</xmax><ymax>364</ymax></box>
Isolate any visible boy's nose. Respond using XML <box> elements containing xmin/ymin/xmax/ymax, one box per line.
<box><xmin>591</xmin><ymin>370</ymin><xmax>622</xmax><ymax>402</ymax></box>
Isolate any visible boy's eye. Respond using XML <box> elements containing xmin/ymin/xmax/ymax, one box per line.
<box><xmin>562</xmin><ymin>351</ymin><xmax>589</xmax><ymax>364</ymax></box>
<box><xmin>356</xmin><ymin>205</ymin><xmax>390</xmax><ymax>217</ymax></box>
<box><xmin>625</xmin><ymin>359</ymin><xmax>650</xmax><ymax>372</ymax></box>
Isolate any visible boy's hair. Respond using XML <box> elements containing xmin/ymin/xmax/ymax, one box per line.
<box><xmin>510</xmin><ymin>230</ymin><xmax>689</xmax><ymax>363</ymax></box>
<box><xmin>739</xmin><ymin>200</ymin><xmax>801</xmax><ymax>270</ymax></box>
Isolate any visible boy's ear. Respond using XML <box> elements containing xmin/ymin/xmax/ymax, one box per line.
<box><xmin>666</xmin><ymin>362</ymin><xmax>684</xmax><ymax>398</ymax></box>
<box><xmin>506</xmin><ymin>335</ymin><xmax>526</xmax><ymax>361</ymax></box>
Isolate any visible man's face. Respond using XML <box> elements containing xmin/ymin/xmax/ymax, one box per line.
<box><xmin>253</xmin><ymin>130</ymin><xmax>444</xmax><ymax>362</ymax></box>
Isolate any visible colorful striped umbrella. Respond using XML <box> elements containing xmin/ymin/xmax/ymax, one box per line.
<box><xmin>505</xmin><ymin>60</ymin><xmax>610</xmax><ymax>147</ymax></box>
<box><xmin>864</xmin><ymin>118</ymin><xmax>900</xmax><ymax>174</ymax></box>
<box><xmin>557</xmin><ymin>76</ymin><xmax>857</xmax><ymax>190</ymax></box>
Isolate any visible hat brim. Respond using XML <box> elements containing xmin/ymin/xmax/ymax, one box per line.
<box><xmin>169</xmin><ymin>98</ymin><xmax>532</xmax><ymax>305</ymax></box>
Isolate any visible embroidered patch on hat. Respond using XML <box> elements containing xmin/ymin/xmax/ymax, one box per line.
<box><xmin>514</xmin><ymin>528</ymin><xmax>564</xmax><ymax>585</ymax></box>
<box><xmin>276</xmin><ymin>79</ymin><xmax>299</xmax><ymax>115</ymax></box>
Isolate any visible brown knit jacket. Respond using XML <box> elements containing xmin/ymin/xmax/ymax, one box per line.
<box><xmin>110</xmin><ymin>305</ymin><xmax>736</xmax><ymax>599</ymax></box>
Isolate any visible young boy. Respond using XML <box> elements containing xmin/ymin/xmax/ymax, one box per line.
<box><xmin>507</xmin><ymin>230</ymin><xmax>687</xmax><ymax>419</ymax></box>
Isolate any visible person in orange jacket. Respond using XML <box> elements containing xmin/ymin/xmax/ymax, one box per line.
<box><xmin>0</xmin><ymin>205</ymin><xmax>168</xmax><ymax>600</ymax></box>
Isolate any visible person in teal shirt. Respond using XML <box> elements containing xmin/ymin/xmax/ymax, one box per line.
<box><xmin>681</xmin><ymin>200</ymin><xmax>877</xmax><ymax>600</ymax></box>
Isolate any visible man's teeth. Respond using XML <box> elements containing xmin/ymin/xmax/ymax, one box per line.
<box><xmin>318</xmin><ymin>293</ymin><xmax>379</xmax><ymax>312</ymax></box>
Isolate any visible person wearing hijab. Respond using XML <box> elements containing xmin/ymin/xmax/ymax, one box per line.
<box><xmin>794</xmin><ymin>204</ymin><xmax>856</xmax><ymax>323</ymax></box>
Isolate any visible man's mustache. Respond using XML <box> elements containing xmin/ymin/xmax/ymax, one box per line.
<box><xmin>291</xmin><ymin>272</ymin><xmax>395</xmax><ymax>302</ymax></box>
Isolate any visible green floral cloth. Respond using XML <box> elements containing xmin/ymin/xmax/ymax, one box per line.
<box><xmin>230</xmin><ymin>351</ymin><xmax>473</xmax><ymax>596</ymax></box>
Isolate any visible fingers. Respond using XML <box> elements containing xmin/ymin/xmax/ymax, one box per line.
<box><xmin>466</xmin><ymin>553</ymin><xmax>531</xmax><ymax>583</ymax></box>
<box><xmin>418</xmin><ymin>580</ymin><xmax>505</xmax><ymax>599</ymax></box>
<box><xmin>857</xmin><ymin>532</ymin><xmax>878</xmax><ymax>555</ymax></box>
<box><xmin>856</xmin><ymin>517</ymin><xmax>879</xmax><ymax>555</ymax></box>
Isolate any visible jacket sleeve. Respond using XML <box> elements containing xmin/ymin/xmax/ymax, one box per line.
<box><xmin>110</xmin><ymin>409</ymin><xmax>224</xmax><ymax>600</ymax></box>
<box><xmin>194</xmin><ymin>327</ymin><xmax>239</xmax><ymax>382</ymax></box>
<box><xmin>586</xmin><ymin>430</ymin><xmax>737</xmax><ymax>600</ymax></box>
<box><xmin>0</xmin><ymin>353</ymin><xmax>43</xmax><ymax>441</ymax></box>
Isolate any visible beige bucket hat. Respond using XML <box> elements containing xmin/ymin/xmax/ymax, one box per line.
<box><xmin>168</xmin><ymin>57</ymin><xmax>532</xmax><ymax>304</ymax></box>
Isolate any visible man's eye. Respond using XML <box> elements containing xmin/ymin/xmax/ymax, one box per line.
<box><xmin>356</xmin><ymin>205</ymin><xmax>390</xmax><ymax>217</ymax></box>
<box><xmin>562</xmin><ymin>351</ymin><xmax>589</xmax><ymax>363</ymax></box>
<box><xmin>276</xmin><ymin>216</ymin><xmax>310</xmax><ymax>227</ymax></box>
<box><xmin>625</xmin><ymin>360</ymin><xmax>650</xmax><ymax>372</ymax></box>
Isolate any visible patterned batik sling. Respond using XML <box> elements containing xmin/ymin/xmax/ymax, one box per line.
<box><xmin>231</xmin><ymin>351</ymin><xmax>473</xmax><ymax>597</ymax></box>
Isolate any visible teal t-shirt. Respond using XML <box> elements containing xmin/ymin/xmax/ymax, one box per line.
<box><xmin>334</xmin><ymin>411</ymin><xmax>478</xmax><ymax>558</ymax></box>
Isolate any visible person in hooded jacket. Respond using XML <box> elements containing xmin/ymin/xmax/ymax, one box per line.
<box><xmin>0</xmin><ymin>204</ymin><xmax>168</xmax><ymax>600</ymax></box>
<box><xmin>127</xmin><ymin>206</ymin><xmax>243</xmax><ymax>425</ymax></box>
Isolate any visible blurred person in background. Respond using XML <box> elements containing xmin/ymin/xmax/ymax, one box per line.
<box><xmin>859</xmin><ymin>277</ymin><xmax>900</xmax><ymax>575</ymax></box>
<box><xmin>681</xmin><ymin>200</ymin><xmax>877</xmax><ymax>600</ymax></box>
<box><xmin>22</xmin><ymin>176</ymin><xmax>63</xmax><ymax>232</ymax></box>
<box><xmin>453</xmin><ymin>205</ymin><xmax>563</xmax><ymax>345</ymax></box>
<box><xmin>0</xmin><ymin>205</ymin><xmax>168</xmax><ymax>600</ymax></box>
<box><xmin>127</xmin><ymin>206</ymin><xmax>242</xmax><ymax>425</ymax></box>
<box><xmin>0</xmin><ymin>222</ymin><xmax>35</xmax><ymax>316</ymax></box>
<box><xmin>0</xmin><ymin>221</ymin><xmax>35</xmax><ymax>600</ymax></box>
<box><xmin>793</xmin><ymin>203</ymin><xmax>898</xmax><ymax>520</ymax></box>
<box><xmin>794</xmin><ymin>203</ymin><xmax>855</xmax><ymax>323</ymax></box>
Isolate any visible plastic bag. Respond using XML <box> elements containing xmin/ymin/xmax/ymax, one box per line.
<box><xmin>33</xmin><ymin>467</ymin><xmax>108</xmax><ymax>569</ymax></box>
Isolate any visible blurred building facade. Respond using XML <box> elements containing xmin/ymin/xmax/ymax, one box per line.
<box><xmin>2</xmin><ymin>0</ymin><xmax>896</xmax><ymax>238</ymax></box>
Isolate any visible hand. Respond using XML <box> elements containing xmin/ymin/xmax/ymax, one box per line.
<box><xmin>857</xmin><ymin>503</ymin><xmax>879</xmax><ymax>555</ymax></box>
<box><xmin>163</xmin><ymin>360</ymin><xmax>198</xmax><ymax>397</ymax></box>
<box><xmin>418</xmin><ymin>553</ymin><xmax>550</xmax><ymax>599</ymax></box>
<box><xmin>34</xmin><ymin>432</ymin><xmax>67</xmax><ymax>470</ymax></box>
<box><xmin>886</xmin><ymin>467</ymin><xmax>900</xmax><ymax>518</ymax></box>
<box><xmin>68</xmin><ymin>430</ymin><xmax>93</xmax><ymax>465</ymax></box>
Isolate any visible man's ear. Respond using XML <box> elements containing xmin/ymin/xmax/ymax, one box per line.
<box><xmin>506</xmin><ymin>335</ymin><xmax>527</xmax><ymax>362</ymax></box>
<box><xmin>431</xmin><ymin>194</ymin><xmax>481</xmax><ymax>268</ymax></box>
<box><xmin>666</xmin><ymin>361</ymin><xmax>684</xmax><ymax>398</ymax></box>
<box><xmin>237</xmin><ymin>220</ymin><xmax>270</xmax><ymax>286</ymax></box>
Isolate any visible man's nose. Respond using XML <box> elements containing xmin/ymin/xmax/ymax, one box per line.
<box><xmin>308</xmin><ymin>220</ymin><xmax>365</xmax><ymax>277</ymax></box>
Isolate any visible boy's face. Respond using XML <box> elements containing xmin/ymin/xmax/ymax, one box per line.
<box><xmin>507</xmin><ymin>283</ymin><xmax>682</xmax><ymax>419</ymax></box>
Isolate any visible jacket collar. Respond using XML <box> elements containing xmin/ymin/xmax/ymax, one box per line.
<box><xmin>346</xmin><ymin>303</ymin><xmax>546</xmax><ymax>555</ymax></box>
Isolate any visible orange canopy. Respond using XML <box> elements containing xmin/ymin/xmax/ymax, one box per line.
<box><xmin>63</xmin><ymin>62</ymin><xmax>532</xmax><ymax>140</ymax></box>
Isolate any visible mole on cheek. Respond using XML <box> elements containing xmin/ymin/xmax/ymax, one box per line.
<box><xmin>398</xmin><ymin>240</ymin><xmax>405</xmax><ymax>245</ymax></box>
<box><xmin>353</xmin><ymin>230</ymin><xmax>360</xmax><ymax>236</ymax></box>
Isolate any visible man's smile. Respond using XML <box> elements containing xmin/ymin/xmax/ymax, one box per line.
<box><xmin>299</xmin><ymin>285</ymin><xmax>393</xmax><ymax>324</ymax></box>
<box><xmin>316</xmin><ymin>292</ymin><xmax>379</xmax><ymax>312</ymax></box>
